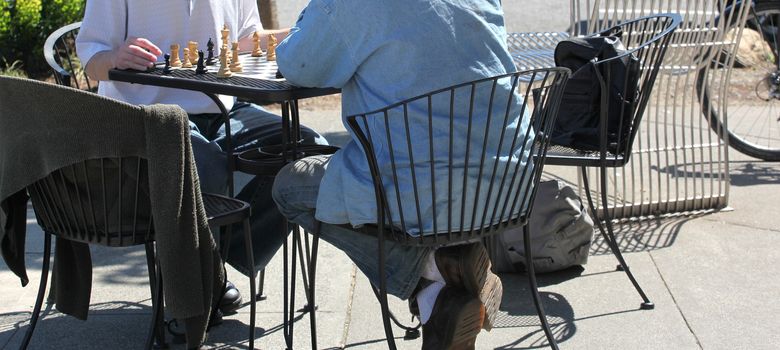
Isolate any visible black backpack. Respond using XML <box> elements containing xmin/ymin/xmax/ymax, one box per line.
<box><xmin>552</xmin><ymin>28</ymin><xmax>641</xmax><ymax>152</ymax></box>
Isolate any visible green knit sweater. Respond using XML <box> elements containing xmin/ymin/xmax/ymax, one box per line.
<box><xmin>0</xmin><ymin>76</ymin><xmax>222</xmax><ymax>347</ymax></box>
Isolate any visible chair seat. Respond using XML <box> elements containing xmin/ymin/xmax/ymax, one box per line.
<box><xmin>543</xmin><ymin>143</ymin><xmax>627</xmax><ymax>167</ymax></box>
<box><xmin>347</xmin><ymin>217</ymin><xmax>530</xmax><ymax>248</ymax></box>
<box><xmin>203</xmin><ymin>193</ymin><xmax>250</xmax><ymax>227</ymax></box>
<box><xmin>507</xmin><ymin>32</ymin><xmax>566</xmax><ymax>71</ymax></box>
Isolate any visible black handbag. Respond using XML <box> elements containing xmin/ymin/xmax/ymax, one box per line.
<box><xmin>552</xmin><ymin>27</ymin><xmax>641</xmax><ymax>152</ymax></box>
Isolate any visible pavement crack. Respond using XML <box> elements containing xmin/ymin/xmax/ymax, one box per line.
<box><xmin>339</xmin><ymin>264</ymin><xmax>358</xmax><ymax>349</ymax></box>
<box><xmin>700</xmin><ymin>216</ymin><xmax>780</xmax><ymax>234</ymax></box>
<box><xmin>648</xmin><ymin>250</ymin><xmax>704</xmax><ymax>349</ymax></box>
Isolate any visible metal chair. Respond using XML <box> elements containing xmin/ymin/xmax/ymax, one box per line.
<box><xmin>311</xmin><ymin>68</ymin><xmax>570</xmax><ymax>349</ymax></box>
<box><xmin>510</xmin><ymin>1</ymin><xmax>749</xmax><ymax>232</ymax></box>
<box><xmin>512</xmin><ymin>13</ymin><xmax>680</xmax><ymax>311</ymax></box>
<box><xmin>43</xmin><ymin>21</ymin><xmax>94</xmax><ymax>91</ymax></box>
<box><xmin>38</xmin><ymin>25</ymin><xmax>260</xmax><ymax>348</ymax></box>
<box><xmin>22</xmin><ymin>157</ymin><xmax>254</xmax><ymax>349</ymax></box>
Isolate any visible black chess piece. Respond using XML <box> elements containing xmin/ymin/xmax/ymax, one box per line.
<box><xmin>162</xmin><ymin>53</ymin><xmax>172</xmax><ymax>74</ymax></box>
<box><xmin>206</xmin><ymin>38</ymin><xmax>216</xmax><ymax>65</ymax></box>
<box><xmin>195</xmin><ymin>50</ymin><xmax>207</xmax><ymax>74</ymax></box>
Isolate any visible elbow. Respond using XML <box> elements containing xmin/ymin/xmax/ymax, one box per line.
<box><xmin>277</xmin><ymin>58</ymin><xmax>323</xmax><ymax>88</ymax></box>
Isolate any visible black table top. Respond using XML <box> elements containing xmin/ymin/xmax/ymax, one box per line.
<box><xmin>108</xmin><ymin>59</ymin><xmax>339</xmax><ymax>103</ymax></box>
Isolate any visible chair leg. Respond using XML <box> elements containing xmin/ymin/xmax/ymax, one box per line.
<box><xmin>581</xmin><ymin>167</ymin><xmax>654</xmax><ymax>309</ymax></box>
<box><xmin>144</xmin><ymin>242</ymin><xmax>166</xmax><ymax>349</ymax></box>
<box><xmin>242</xmin><ymin>219</ymin><xmax>257</xmax><ymax>349</ymax></box>
<box><xmin>295</xmin><ymin>229</ymin><xmax>312</xmax><ymax>308</ymax></box>
<box><xmin>282</xmin><ymin>236</ymin><xmax>291</xmax><ymax>348</ymax></box>
<box><xmin>283</xmin><ymin>225</ymin><xmax>300</xmax><ymax>350</ymax></box>
<box><xmin>308</xmin><ymin>223</ymin><xmax>320</xmax><ymax>350</ymax></box>
<box><xmin>46</xmin><ymin>266</ymin><xmax>56</xmax><ymax>304</ymax></box>
<box><xmin>369</xmin><ymin>286</ymin><xmax>421</xmax><ymax>339</ymax></box>
<box><xmin>20</xmin><ymin>233</ymin><xmax>52</xmax><ymax>350</ymax></box>
<box><xmin>376</xmin><ymin>233</ymin><xmax>398</xmax><ymax>350</ymax></box>
<box><xmin>256</xmin><ymin>269</ymin><xmax>267</xmax><ymax>301</ymax></box>
<box><xmin>523</xmin><ymin>225</ymin><xmax>560</xmax><ymax>350</ymax></box>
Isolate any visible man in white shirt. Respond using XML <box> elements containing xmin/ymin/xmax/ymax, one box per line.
<box><xmin>77</xmin><ymin>0</ymin><xmax>327</xmax><ymax>319</ymax></box>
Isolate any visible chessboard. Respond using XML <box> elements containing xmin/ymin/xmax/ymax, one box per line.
<box><xmin>156</xmin><ymin>52</ymin><xmax>285</xmax><ymax>81</ymax></box>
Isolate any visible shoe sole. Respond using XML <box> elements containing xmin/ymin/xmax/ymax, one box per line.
<box><xmin>458</xmin><ymin>243</ymin><xmax>502</xmax><ymax>331</ymax></box>
<box><xmin>219</xmin><ymin>296</ymin><xmax>243</xmax><ymax>315</ymax></box>
<box><xmin>480</xmin><ymin>273</ymin><xmax>502</xmax><ymax>331</ymax></box>
<box><xmin>446</xmin><ymin>298</ymin><xmax>485</xmax><ymax>350</ymax></box>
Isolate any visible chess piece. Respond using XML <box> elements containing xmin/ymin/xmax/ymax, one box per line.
<box><xmin>195</xmin><ymin>50</ymin><xmax>207</xmax><ymax>74</ymax></box>
<box><xmin>221</xmin><ymin>24</ymin><xmax>230</xmax><ymax>47</ymax></box>
<box><xmin>188</xmin><ymin>41</ymin><xmax>199</xmax><ymax>64</ymax></box>
<box><xmin>162</xmin><ymin>53</ymin><xmax>172</xmax><ymax>74</ymax></box>
<box><xmin>251</xmin><ymin>31</ymin><xmax>262</xmax><ymax>57</ymax></box>
<box><xmin>266</xmin><ymin>34</ymin><xmax>277</xmax><ymax>61</ymax></box>
<box><xmin>182</xmin><ymin>48</ymin><xmax>193</xmax><ymax>68</ymax></box>
<box><xmin>206</xmin><ymin>38</ymin><xmax>216</xmax><ymax>65</ymax></box>
<box><xmin>229</xmin><ymin>42</ymin><xmax>243</xmax><ymax>72</ymax></box>
<box><xmin>216</xmin><ymin>47</ymin><xmax>233</xmax><ymax>78</ymax></box>
<box><xmin>222</xmin><ymin>44</ymin><xmax>231</xmax><ymax>65</ymax></box>
<box><xmin>170</xmin><ymin>44</ymin><xmax>182</xmax><ymax>67</ymax></box>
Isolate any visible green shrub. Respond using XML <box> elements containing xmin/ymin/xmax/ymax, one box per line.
<box><xmin>0</xmin><ymin>0</ymin><xmax>85</xmax><ymax>79</ymax></box>
<box><xmin>0</xmin><ymin>58</ymin><xmax>26</xmax><ymax>77</ymax></box>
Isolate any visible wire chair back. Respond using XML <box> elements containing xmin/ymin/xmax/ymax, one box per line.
<box><xmin>547</xmin><ymin>13</ymin><xmax>681</xmax><ymax>166</ymax></box>
<box><xmin>345</xmin><ymin>68</ymin><xmax>570</xmax><ymax>247</ymax></box>
<box><xmin>43</xmin><ymin>22</ymin><xmax>96</xmax><ymax>91</ymax></box>
<box><xmin>27</xmin><ymin>157</ymin><xmax>154</xmax><ymax>247</ymax></box>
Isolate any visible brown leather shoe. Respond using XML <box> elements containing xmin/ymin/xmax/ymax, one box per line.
<box><xmin>435</xmin><ymin>243</ymin><xmax>503</xmax><ymax>330</ymax></box>
<box><xmin>422</xmin><ymin>286</ymin><xmax>484</xmax><ymax>350</ymax></box>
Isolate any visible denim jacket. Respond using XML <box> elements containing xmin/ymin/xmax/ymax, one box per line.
<box><xmin>277</xmin><ymin>0</ymin><xmax>532</xmax><ymax>234</ymax></box>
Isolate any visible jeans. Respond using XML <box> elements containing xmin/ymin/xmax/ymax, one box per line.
<box><xmin>189</xmin><ymin>102</ymin><xmax>328</xmax><ymax>277</ymax></box>
<box><xmin>271</xmin><ymin>155</ymin><xmax>430</xmax><ymax>300</ymax></box>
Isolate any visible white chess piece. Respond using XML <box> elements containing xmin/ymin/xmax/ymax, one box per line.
<box><xmin>230</xmin><ymin>42</ymin><xmax>243</xmax><ymax>72</ymax></box>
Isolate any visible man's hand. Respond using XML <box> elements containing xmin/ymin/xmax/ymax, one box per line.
<box><xmin>111</xmin><ymin>37</ymin><xmax>163</xmax><ymax>71</ymax></box>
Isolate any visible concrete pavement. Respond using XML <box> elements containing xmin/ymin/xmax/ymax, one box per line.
<box><xmin>1</xmin><ymin>102</ymin><xmax>778</xmax><ymax>349</ymax></box>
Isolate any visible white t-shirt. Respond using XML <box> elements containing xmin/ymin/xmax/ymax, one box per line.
<box><xmin>77</xmin><ymin>0</ymin><xmax>262</xmax><ymax>114</ymax></box>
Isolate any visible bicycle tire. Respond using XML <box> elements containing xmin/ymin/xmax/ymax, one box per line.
<box><xmin>697</xmin><ymin>0</ymin><xmax>780</xmax><ymax>161</ymax></box>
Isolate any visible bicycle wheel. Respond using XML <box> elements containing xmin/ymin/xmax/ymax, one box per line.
<box><xmin>698</xmin><ymin>0</ymin><xmax>780</xmax><ymax>161</ymax></box>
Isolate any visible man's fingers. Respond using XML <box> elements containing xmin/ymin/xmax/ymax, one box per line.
<box><xmin>119</xmin><ymin>60</ymin><xmax>152</xmax><ymax>71</ymax></box>
<box><xmin>115</xmin><ymin>52</ymin><xmax>155</xmax><ymax>70</ymax></box>
<box><xmin>127</xmin><ymin>44</ymin><xmax>159</xmax><ymax>63</ymax></box>
<box><xmin>131</xmin><ymin>37</ymin><xmax>163</xmax><ymax>56</ymax></box>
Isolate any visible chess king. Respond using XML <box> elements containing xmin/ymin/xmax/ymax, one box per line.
<box><xmin>76</xmin><ymin>3</ymin><xmax>329</xmax><ymax>348</ymax></box>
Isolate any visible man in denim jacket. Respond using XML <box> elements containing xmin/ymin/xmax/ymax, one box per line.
<box><xmin>272</xmin><ymin>0</ymin><xmax>527</xmax><ymax>347</ymax></box>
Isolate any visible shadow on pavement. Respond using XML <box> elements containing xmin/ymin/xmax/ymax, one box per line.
<box><xmin>589</xmin><ymin>214</ymin><xmax>699</xmax><ymax>255</ymax></box>
<box><xmin>0</xmin><ymin>300</ymin><xmax>265</xmax><ymax>349</ymax></box>
<box><xmin>493</xmin><ymin>272</ymin><xmax>577</xmax><ymax>349</ymax></box>
<box><xmin>652</xmin><ymin>160</ymin><xmax>780</xmax><ymax>186</ymax></box>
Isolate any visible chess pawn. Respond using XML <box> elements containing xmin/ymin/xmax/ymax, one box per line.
<box><xmin>251</xmin><ymin>31</ymin><xmax>262</xmax><ymax>57</ymax></box>
<box><xmin>195</xmin><ymin>50</ymin><xmax>207</xmax><ymax>74</ymax></box>
<box><xmin>170</xmin><ymin>44</ymin><xmax>182</xmax><ymax>67</ymax></box>
<box><xmin>216</xmin><ymin>47</ymin><xmax>233</xmax><ymax>78</ymax></box>
<box><xmin>229</xmin><ymin>42</ymin><xmax>243</xmax><ymax>72</ymax></box>
<box><xmin>266</xmin><ymin>34</ymin><xmax>277</xmax><ymax>61</ymax></box>
<box><xmin>182</xmin><ymin>48</ymin><xmax>193</xmax><ymax>68</ymax></box>
<box><xmin>162</xmin><ymin>53</ymin><xmax>172</xmax><ymax>74</ymax></box>
<box><xmin>188</xmin><ymin>41</ymin><xmax>199</xmax><ymax>64</ymax></box>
